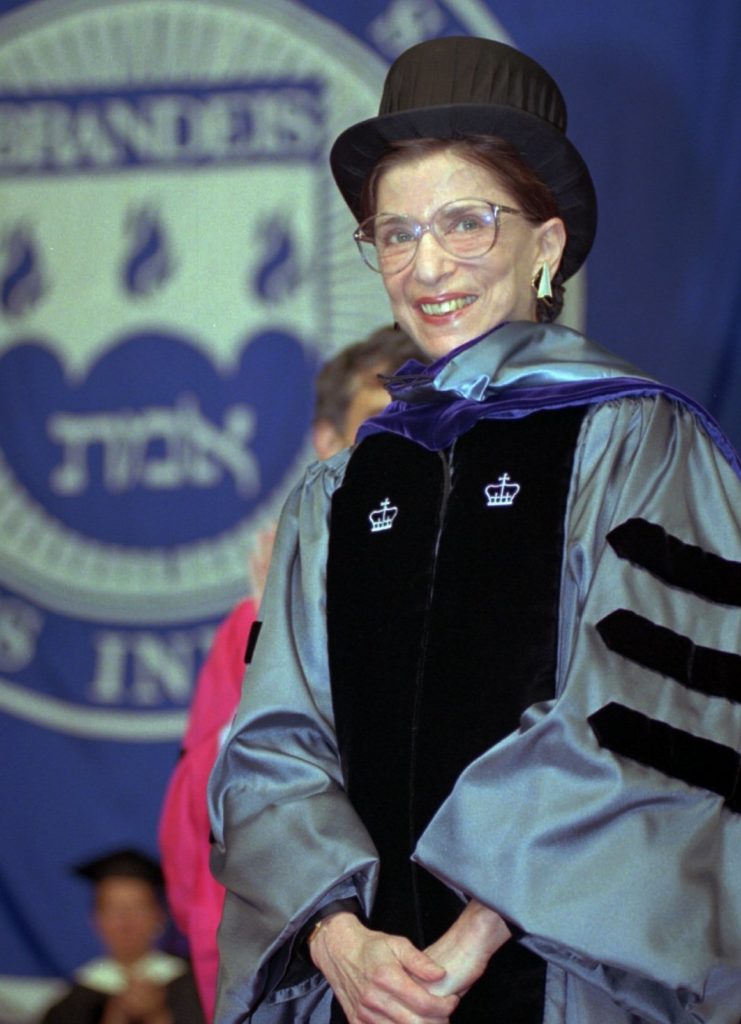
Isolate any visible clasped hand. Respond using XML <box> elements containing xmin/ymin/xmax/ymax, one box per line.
<box><xmin>100</xmin><ymin>977</ymin><xmax>173</xmax><ymax>1024</ymax></box>
<box><xmin>309</xmin><ymin>900</ymin><xmax>510</xmax><ymax>1023</ymax></box>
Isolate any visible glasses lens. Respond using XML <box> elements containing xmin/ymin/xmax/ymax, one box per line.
<box><xmin>355</xmin><ymin>201</ymin><xmax>501</xmax><ymax>273</ymax></box>
<box><xmin>434</xmin><ymin>201</ymin><xmax>498</xmax><ymax>259</ymax></box>
<box><xmin>356</xmin><ymin>214</ymin><xmax>419</xmax><ymax>273</ymax></box>
<box><xmin>355</xmin><ymin>233</ymin><xmax>381</xmax><ymax>272</ymax></box>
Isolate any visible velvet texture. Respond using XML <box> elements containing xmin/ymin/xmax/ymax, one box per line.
<box><xmin>588</xmin><ymin>703</ymin><xmax>741</xmax><ymax>814</ymax></box>
<box><xmin>326</xmin><ymin>408</ymin><xmax>585</xmax><ymax>1022</ymax></box>
<box><xmin>244</xmin><ymin>619</ymin><xmax>262</xmax><ymax>665</ymax></box>
<box><xmin>596</xmin><ymin>608</ymin><xmax>741</xmax><ymax>704</ymax></box>
<box><xmin>607</xmin><ymin>518</ymin><xmax>741</xmax><ymax>606</ymax></box>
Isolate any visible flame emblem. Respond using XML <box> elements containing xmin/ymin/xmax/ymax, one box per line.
<box><xmin>252</xmin><ymin>214</ymin><xmax>301</xmax><ymax>303</ymax></box>
<box><xmin>122</xmin><ymin>206</ymin><xmax>173</xmax><ymax>297</ymax></box>
<box><xmin>1</xmin><ymin>226</ymin><xmax>45</xmax><ymax>317</ymax></box>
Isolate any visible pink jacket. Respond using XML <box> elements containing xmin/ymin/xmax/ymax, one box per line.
<box><xmin>159</xmin><ymin>599</ymin><xmax>258</xmax><ymax>1021</ymax></box>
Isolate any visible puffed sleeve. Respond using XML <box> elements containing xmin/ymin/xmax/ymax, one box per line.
<box><xmin>414</xmin><ymin>395</ymin><xmax>741</xmax><ymax>1023</ymax></box>
<box><xmin>208</xmin><ymin>454</ymin><xmax>379</xmax><ymax>1024</ymax></box>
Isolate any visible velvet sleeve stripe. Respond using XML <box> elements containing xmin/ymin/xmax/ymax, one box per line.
<box><xmin>596</xmin><ymin>609</ymin><xmax>741</xmax><ymax>704</ymax></box>
<box><xmin>607</xmin><ymin>518</ymin><xmax>741</xmax><ymax>606</ymax></box>
<box><xmin>244</xmin><ymin>620</ymin><xmax>262</xmax><ymax>664</ymax></box>
<box><xmin>588</xmin><ymin>702</ymin><xmax>741</xmax><ymax>813</ymax></box>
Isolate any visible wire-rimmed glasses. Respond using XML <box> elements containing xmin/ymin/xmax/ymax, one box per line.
<box><xmin>353</xmin><ymin>198</ymin><xmax>522</xmax><ymax>275</ymax></box>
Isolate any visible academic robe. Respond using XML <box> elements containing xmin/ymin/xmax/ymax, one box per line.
<box><xmin>208</xmin><ymin>321</ymin><xmax>741</xmax><ymax>1024</ymax></box>
<box><xmin>40</xmin><ymin>951</ymin><xmax>205</xmax><ymax>1023</ymax></box>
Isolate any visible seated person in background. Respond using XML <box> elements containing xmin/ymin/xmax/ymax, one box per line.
<box><xmin>158</xmin><ymin>325</ymin><xmax>426</xmax><ymax>1020</ymax></box>
<box><xmin>40</xmin><ymin>848</ymin><xmax>204</xmax><ymax>1024</ymax></box>
<box><xmin>310</xmin><ymin>324</ymin><xmax>424</xmax><ymax>461</ymax></box>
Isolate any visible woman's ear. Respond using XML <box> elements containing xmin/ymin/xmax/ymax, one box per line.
<box><xmin>536</xmin><ymin>217</ymin><xmax>567</xmax><ymax>278</ymax></box>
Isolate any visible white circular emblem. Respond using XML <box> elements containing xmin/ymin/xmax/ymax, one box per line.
<box><xmin>0</xmin><ymin>0</ymin><xmax>395</xmax><ymax>626</ymax></box>
<box><xmin>1</xmin><ymin>0</ymin><xmax>574</xmax><ymax>738</ymax></box>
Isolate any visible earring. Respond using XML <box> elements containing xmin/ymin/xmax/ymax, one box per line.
<box><xmin>533</xmin><ymin>264</ymin><xmax>553</xmax><ymax>303</ymax></box>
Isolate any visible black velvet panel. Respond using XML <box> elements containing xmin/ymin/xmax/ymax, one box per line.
<box><xmin>328</xmin><ymin>431</ymin><xmax>445</xmax><ymax>942</ymax></box>
<box><xmin>607</xmin><ymin>518</ymin><xmax>741</xmax><ymax>606</ymax></box>
<box><xmin>589</xmin><ymin>702</ymin><xmax>741</xmax><ymax>813</ymax></box>
<box><xmin>596</xmin><ymin>608</ymin><xmax>741</xmax><ymax>704</ymax></box>
<box><xmin>244</xmin><ymin>619</ymin><xmax>262</xmax><ymax>664</ymax></box>
<box><xmin>411</xmin><ymin>412</ymin><xmax>586</xmax><ymax>947</ymax></box>
<box><xmin>326</xmin><ymin>408</ymin><xmax>586</xmax><ymax>1023</ymax></box>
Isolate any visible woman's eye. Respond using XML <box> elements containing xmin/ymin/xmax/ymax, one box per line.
<box><xmin>452</xmin><ymin>215</ymin><xmax>484</xmax><ymax>233</ymax></box>
<box><xmin>382</xmin><ymin>225</ymin><xmax>415</xmax><ymax>247</ymax></box>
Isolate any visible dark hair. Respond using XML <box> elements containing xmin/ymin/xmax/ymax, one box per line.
<box><xmin>313</xmin><ymin>325</ymin><xmax>426</xmax><ymax>431</ymax></box>
<box><xmin>360</xmin><ymin>135</ymin><xmax>565</xmax><ymax>323</ymax></box>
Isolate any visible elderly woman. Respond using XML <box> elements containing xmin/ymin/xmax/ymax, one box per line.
<box><xmin>209</xmin><ymin>37</ymin><xmax>741</xmax><ymax>1024</ymax></box>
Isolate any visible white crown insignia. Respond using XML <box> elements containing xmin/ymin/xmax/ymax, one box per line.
<box><xmin>484</xmin><ymin>473</ymin><xmax>521</xmax><ymax>508</ymax></box>
<box><xmin>369</xmin><ymin>497</ymin><xmax>398</xmax><ymax>533</ymax></box>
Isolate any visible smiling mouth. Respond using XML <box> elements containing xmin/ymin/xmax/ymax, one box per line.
<box><xmin>419</xmin><ymin>296</ymin><xmax>477</xmax><ymax>316</ymax></box>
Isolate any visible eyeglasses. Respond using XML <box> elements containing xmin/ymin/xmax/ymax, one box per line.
<box><xmin>353</xmin><ymin>198</ymin><xmax>522</xmax><ymax>275</ymax></box>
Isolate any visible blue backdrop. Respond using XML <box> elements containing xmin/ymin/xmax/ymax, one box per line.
<box><xmin>0</xmin><ymin>1</ymin><xmax>739</xmax><ymax>1020</ymax></box>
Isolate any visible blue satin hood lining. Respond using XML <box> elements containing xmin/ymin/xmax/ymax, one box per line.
<box><xmin>359</xmin><ymin>323</ymin><xmax>741</xmax><ymax>479</ymax></box>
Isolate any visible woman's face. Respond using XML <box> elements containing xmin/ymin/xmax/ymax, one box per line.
<box><xmin>374</xmin><ymin>149</ymin><xmax>563</xmax><ymax>359</ymax></box>
<box><xmin>93</xmin><ymin>877</ymin><xmax>165</xmax><ymax>966</ymax></box>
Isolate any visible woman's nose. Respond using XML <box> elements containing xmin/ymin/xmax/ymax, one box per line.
<box><xmin>412</xmin><ymin>229</ymin><xmax>453</xmax><ymax>282</ymax></box>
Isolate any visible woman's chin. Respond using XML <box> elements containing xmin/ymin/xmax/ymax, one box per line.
<box><xmin>413</xmin><ymin>319</ymin><xmax>494</xmax><ymax>359</ymax></box>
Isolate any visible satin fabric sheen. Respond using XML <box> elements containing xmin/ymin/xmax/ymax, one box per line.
<box><xmin>209</xmin><ymin>321</ymin><xmax>741</xmax><ymax>1024</ymax></box>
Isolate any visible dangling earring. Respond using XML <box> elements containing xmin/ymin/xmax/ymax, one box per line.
<box><xmin>533</xmin><ymin>263</ymin><xmax>553</xmax><ymax>303</ymax></box>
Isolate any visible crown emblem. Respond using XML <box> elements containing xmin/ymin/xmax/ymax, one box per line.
<box><xmin>369</xmin><ymin>497</ymin><xmax>398</xmax><ymax>533</ymax></box>
<box><xmin>484</xmin><ymin>473</ymin><xmax>521</xmax><ymax>508</ymax></box>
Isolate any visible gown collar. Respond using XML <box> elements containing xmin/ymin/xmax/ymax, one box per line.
<box><xmin>355</xmin><ymin>321</ymin><xmax>741</xmax><ymax>480</ymax></box>
<box><xmin>383</xmin><ymin>320</ymin><xmax>648</xmax><ymax>405</ymax></box>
